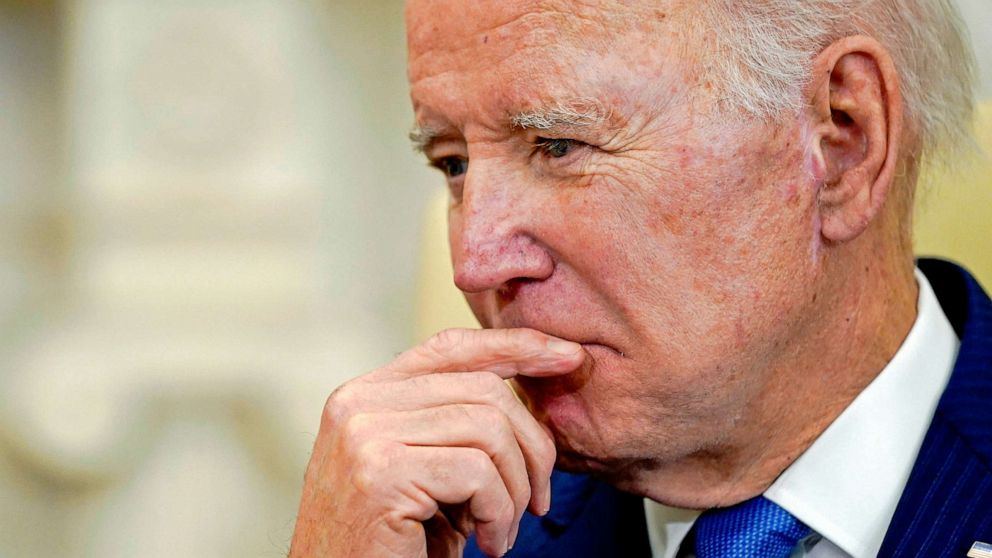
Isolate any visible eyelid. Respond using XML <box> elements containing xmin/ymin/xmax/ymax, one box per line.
<box><xmin>425</xmin><ymin>139</ymin><xmax>468</xmax><ymax>173</ymax></box>
<box><xmin>424</xmin><ymin>136</ymin><xmax>467</xmax><ymax>160</ymax></box>
<box><xmin>427</xmin><ymin>155</ymin><xmax>457</xmax><ymax>169</ymax></box>
<box><xmin>428</xmin><ymin>155</ymin><xmax>468</xmax><ymax>178</ymax></box>
<box><xmin>533</xmin><ymin>137</ymin><xmax>589</xmax><ymax>159</ymax></box>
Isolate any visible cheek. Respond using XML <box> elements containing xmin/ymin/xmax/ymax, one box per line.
<box><xmin>446</xmin><ymin>206</ymin><xmax>463</xmax><ymax>254</ymax></box>
<box><xmin>611</xmin><ymin>137</ymin><xmax>813</xmax><ymax>359</ymax></box>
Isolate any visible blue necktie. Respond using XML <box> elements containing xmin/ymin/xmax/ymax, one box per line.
<box><xmin>693</xmin><ymin>496</ymin><xmax>812</xmax><ymax>558</ymax></box>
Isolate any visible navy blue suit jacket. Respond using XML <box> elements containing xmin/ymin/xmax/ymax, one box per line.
<box><xmin>466</xmin><ymin>259</ymin><xmax>992</xmax><ymax>558</ymax></box>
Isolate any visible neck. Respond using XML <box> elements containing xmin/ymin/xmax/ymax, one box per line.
<box><xmin>631</xmin><ymin>208</ymin><xmax>919</xmax><ymax>509</ymax></box>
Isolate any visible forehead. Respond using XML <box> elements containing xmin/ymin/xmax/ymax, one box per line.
<box><xmin>406</xmin><ymin>0</ymin><xmax>666</xmax><ymax>54</ymax></box>
<box><xmin>406</xmin><ymin>0</ymin><xmax>694</xmax><ymax>127</ymax></box>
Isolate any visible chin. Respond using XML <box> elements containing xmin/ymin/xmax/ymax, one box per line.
<box><xmin>554</xmin><ymin>449</ymin><xmax>623</xmax><ymax>474</ymax></box>
<box><xmin>515</xmin><ymin>383</ymin><xmax>627</xmax><ymax>472</ymax></box>
<box><xmin>553</xmin><ymin>448</ymin><xmax>654</xmax><ymax>503</ymax></box>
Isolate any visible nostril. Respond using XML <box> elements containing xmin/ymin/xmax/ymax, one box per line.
<box><xmin>496</xmin><ymin>278</ymin><xmax>531</xmax><ymax>306</ymax></box>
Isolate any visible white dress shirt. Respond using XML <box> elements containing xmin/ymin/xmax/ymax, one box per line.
<box><xmin>645</xmin><ymin>269</ymin><xmax>961</xmax><ymax>558</ymax></box>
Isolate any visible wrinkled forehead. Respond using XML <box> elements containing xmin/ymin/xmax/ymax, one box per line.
<box><xmin>406</xmin><ymin>0</ymin><xmax>686</xmax><ymax>80</ymax></box>
<box><xmin>406</xmin><ymin>0</ymin><xmax>696</xmax><ymax>129</ymax></box>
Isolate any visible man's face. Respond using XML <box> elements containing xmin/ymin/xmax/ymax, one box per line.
<box><xmin>407</xmin><ymin>0</ymin><xmax>823</xmax><ymax>488</ymax></box>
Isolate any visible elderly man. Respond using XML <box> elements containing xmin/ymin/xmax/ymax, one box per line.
<box><xmin>290</xmin><ymin>1</ymin><xmax>989</xmax><ymax>557</ymax></box>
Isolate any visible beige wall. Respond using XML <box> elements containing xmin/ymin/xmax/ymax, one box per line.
<box><xmin>960</xmin><ymin>0</ymin><xmax>992</xmax><ymax>98</ymax></box>
<box><xmin>0</xmin><ymin>1</ymin><xmax>989</xmax><ymax>557</ymax></box>
<box><xmin>0</xmin><ymin>1</ymin><xmax>434</xmax><ymax>556</ymax></box>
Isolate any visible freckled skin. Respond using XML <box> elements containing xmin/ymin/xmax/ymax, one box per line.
<box><xmin>407</xmin><ymin>0</ymin><xmax>917</xmax><ymax>508</ymax></box>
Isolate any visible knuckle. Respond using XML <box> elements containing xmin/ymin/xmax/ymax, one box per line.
<box><xmin>495</xmin><ymin>408</ymin><xmax>515</xmax><ymax>432</ymax></box>
<box><xmin>353</xmin><ymin>440</ymin><xmax>397</xmax><ymax>476</ymax></box>
<box><xmin>350</xmin><ymin>465</ymin><xmax>376</xmax><ymax>496</ymax></box>
<box><xmin>459</xmin><ymin>371</ymin><xmax>488</xmax><ymax>388</ymax></box>
<box><xmin>497</xmin><ymin>380</ymin><xmax>521</xmax><ymax>404</ymax></box>
<box><xmin>472</xmin><ymin>373</ymin><xmax>511</xmax><ymax>404</ymax></box>
<box><xmin>476</xmin><ymin>408</ymin><xmax>516</xmax><ymax>452</ymax></box>
<box><xmin>471</xmin><ymin>403</ymin><xmax>505</xmax><ymax>427</ymax></box>
<box><xmin>496</xmin><ymin>326</ymin><xmax>542</xmax><ymax>351</ymax></box>
<box><xmin>340</xmin><ymin>412</ymin><xmax>372</xmax><ymax>442</ymax></box>
<box><xmin>404</xmin><ymin>373</ymin><xmax>429</xmax><ymax>392</ymax></box>
<box><xmin>411</xmin><ymin>328</ymin><xmax>471</xmax><ymax>366</ymax></box>
<box><xmin>323</xmin><ymin>382</ymin><xmax>361</xmax><ymax>427</ymax></box>
<box><xmin>429</xmin><ymin>328</ymin><xmax>470</xmax><ymax>351</ymax></box>
<box><xmin>516</xmin><ymin>327</ymin><xmax>545</xmax><ymax>345</ymax></box>
<box><xmin>463</xmin><ymin>448</ymin><xmax>494</xmax><ymax>481</ymax></box>
<box><xmin>351</xmin><ymin>440</ymin><xmax>396</xmax><ymax>494</ymax></box>
<box><xmin>491</xmin><ymin>414</ymin><xmax>516</xmax><ymax>450</ymax></box>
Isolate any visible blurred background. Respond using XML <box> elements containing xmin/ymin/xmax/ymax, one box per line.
<box><xmin>0</xmin><ymin>1</ymin><xmax>989</xmax><ymax>556</ymax></box>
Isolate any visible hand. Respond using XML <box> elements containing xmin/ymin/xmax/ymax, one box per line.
<box><xmin>288</xmin><ymin>328</ymin><xmax>586</xmax><ymax>558</ymax></box>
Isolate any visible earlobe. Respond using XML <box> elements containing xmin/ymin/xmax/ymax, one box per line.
<box><xmin>806</xmin><ymin>36</ymin><xmax>903</xmax><ymax>244</ymax></box>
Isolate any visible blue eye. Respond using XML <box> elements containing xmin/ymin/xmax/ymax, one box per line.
<box><xmin>537</xmin><ymin>138</ymin><xmax>578</xmax><ymax>158</ymax></box>
<box><xmin>437</xmin><ymin>157</ymin><xmax>468</xmax><ymax>178</ymax></box>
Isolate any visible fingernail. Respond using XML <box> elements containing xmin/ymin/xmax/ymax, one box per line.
<box><xmin>547</xmin><ymin>339</ymin><xmax>580</xmax><ymax>355</ymax></box>
<box><xmin>541</xmin><ymin>484</ymin><xmax>552</xmax><ymax>516</ymax></box>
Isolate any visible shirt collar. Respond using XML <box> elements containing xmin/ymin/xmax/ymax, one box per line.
<box><xmin>646</xmin><ymin>269</ymin><xmax>960</xmax><ymax>558</ymax></box>
<box><xmin>764</xmin><ymin>268</ymin><xmax>959</xmax><ymax>556</ymax></box>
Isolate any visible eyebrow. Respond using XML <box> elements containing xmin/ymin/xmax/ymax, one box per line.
<box><xmin>408</xmin><ymin>98</ymin><xmax>608</xmax><ymax>153</ymax></box>
<box><xmin>409</xmin><ymin>124</ymin><xmax>443</xmax><ymax>153</ymax></box>
<box><xmin>510</xmin><ymin>98</ymin><xmax>607</xmax><ymax>131</ymax></box>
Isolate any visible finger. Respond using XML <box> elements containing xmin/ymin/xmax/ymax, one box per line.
<box><xmin>347</xmin><ymin>373</ymin><xmax>556</xmax><ymax>514</ymax></box>
<box><xmin>424</xmin><ymin>510</ymin><xmax>467</xmax><ymax>558</ymax></box>
<box><xmin>351</xmin><ymin>404</ymin><xmax>530</xmax><ymax>545</ymax></box>
<box><xmin>400</xmin><ymin>446</ymin><xmax>515</xmax><ymax>558</ymax></box>
<box><xmin>379</xmin><ymin>328</ymin><xmax>584</xmax><ymax>380</ymax></box>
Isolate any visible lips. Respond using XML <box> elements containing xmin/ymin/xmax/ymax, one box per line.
<box><xmin>495</xmin><ymin>314</ymin><xmax>626</xmax><ymax>359</ymax></box>
<box><xmin>580</xmin><ymin>341</ymin><xmax>626</xmax><ymax>358</ymax></box>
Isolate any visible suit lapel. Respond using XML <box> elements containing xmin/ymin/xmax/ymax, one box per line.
<box><xmin>879</xmin><ymin>260</ymin><xmax>992</xmax><ymax>558</ymax></box>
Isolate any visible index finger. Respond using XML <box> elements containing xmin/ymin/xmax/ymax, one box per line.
<box><xmin>378</xmin><ymin>328</ymin><xmax>585</xmax><ymax>380</ymax></box>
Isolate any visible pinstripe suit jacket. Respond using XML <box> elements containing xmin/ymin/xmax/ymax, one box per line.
<box><xmin>465</xmin><ymin>259</ymin><xmax>992</xmax><ymax>558</ymax></box>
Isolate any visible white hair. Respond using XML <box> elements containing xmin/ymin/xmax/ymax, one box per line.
<box><xmin>511</xmin><ymin>98</ymin><xmax>606</xmax><ymax>130</ymax></box>
<box><xmin>694</xmin><ymin>0</ymin><xmax>976</xmax><ymax>162</ymax></box>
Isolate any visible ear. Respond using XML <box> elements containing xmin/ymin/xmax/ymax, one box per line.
<box><xmin>806</xmin><ymin>36</ymin><xmax>904</xmax><ymax>243</ymax></box>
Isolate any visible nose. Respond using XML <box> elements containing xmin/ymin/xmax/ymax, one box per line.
<box><xmin>449</xmin><ymin>161</ymin><xmax>555</xmax><ymax>294</ymax></box>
